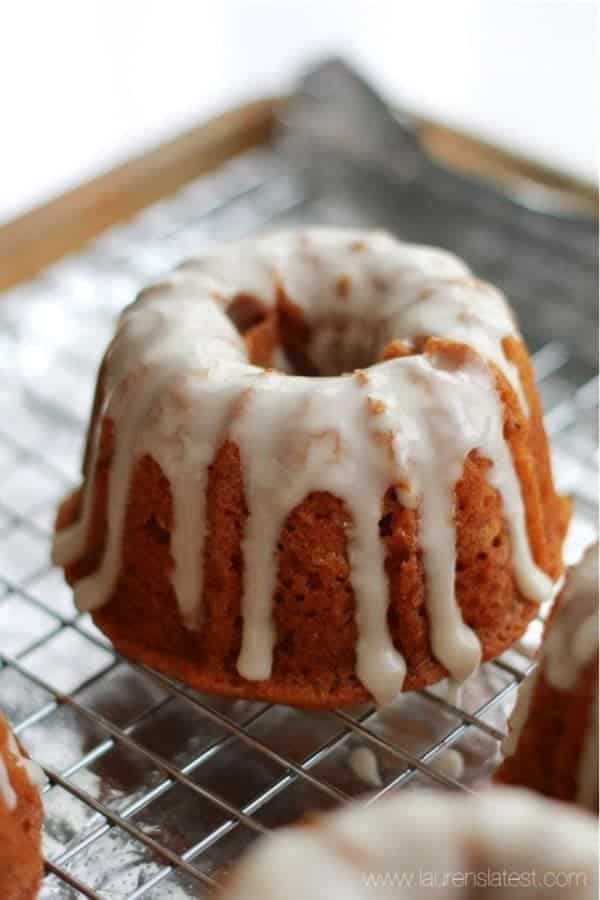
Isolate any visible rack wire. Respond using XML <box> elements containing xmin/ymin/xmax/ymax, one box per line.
<box><xmin>0</xmin><ymin>138</ymin><xmax>597</xmax><ymax>898</ymax></box>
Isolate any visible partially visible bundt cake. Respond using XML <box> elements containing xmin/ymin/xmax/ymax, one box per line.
<box><xmin>53</xmin><ymin>228</ymin><xmax>570</xmax><ymax>708</ymax></box>
<box><xmin>496</xmin><ymin>542</ymin><xmax>598</xmax><ymax>811</ymax></box>
<box><xmin>219</xmin><ymin>788</ymin><xmax>598</xmax><ymax>900</ymax></box>
<box><xmin>0</xmin><ymin>711</ymin><xmax>45</xmax><ymax>899</ymax></box>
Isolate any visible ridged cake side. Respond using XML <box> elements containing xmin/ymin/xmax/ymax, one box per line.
<box><xmin>0</xmin><ymin>714</ymin><xmax>45</xmax><ymax>900</ymax></box>
<box><xmin>496</xmin><ymin>544</ymin><xmax>598</xmax><ymax>811</ymax></box>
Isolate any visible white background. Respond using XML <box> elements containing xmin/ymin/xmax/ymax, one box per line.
<box><xmin>1</xmin><ymin>0</ymin><xmax>596</xmax><ymax>224</ymax></box>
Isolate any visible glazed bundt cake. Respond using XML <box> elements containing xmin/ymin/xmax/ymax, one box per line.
<box><xmin>0</xmin><ymin>711</ymin><xmax>45</xmax><ymax>900</ymax></box>
<box><xmin>220</xmin><ymin>788</ymin><xmax>598</xmax><ymax>899</ymax></box>
<box><xmin>53</xmin><ymin>228</ymin><xmax>570</xmax><ymax>708</ymax></box>
<box><xmin>496</xmin><ymin>542</ymin><xmax>598</xmax><ymax>811</ymax></box>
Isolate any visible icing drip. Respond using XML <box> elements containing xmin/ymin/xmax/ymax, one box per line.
<box><xmin>53</xmin><ymin>228</ymin><xmax>555</xmax><ymax>704</ymax></box>
<box><xmin>6</xmin><ymin>730</ymin><xmax>47</xmax><ymax>794</ymax></box>
<box><xmin>54</xmin><ymin>290</ymin><xmax>251</xmax><ymax>623</ymax></box>
<box><xmin>348</xmin><ymin>746</ymin><xmax>383</xmax><ymax>788</ymax></box>
<box><xmin>0</xmin><ymin>716</ymin><xmax>46</xmax><ymax>811</ymax></box>
<box><xmin>0</xmin><ymin>754</ymin><xmax>17</xmax><ymax>811</ymax></box>
<box><xmin>446</xmin><ymin>679</ymin><xmax>464</xmax><ymax>706</ymax></box>
<box><xmin>430</xmin><ymin>747</ymin><xmax>465</xmax><ymax>781</ymax></box>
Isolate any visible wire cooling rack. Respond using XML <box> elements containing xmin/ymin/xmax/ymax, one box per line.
<box><xmin>0</xmin><ymin>132</ymin><xmax>598</xmax><ymax>896</ymax></box>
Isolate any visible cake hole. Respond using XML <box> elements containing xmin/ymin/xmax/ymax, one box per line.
<box><xmin>277</xmin><ymin>290</ymin><xmax>417</xmax><ymax>377</ymax></box>
<box><xmin>231</xmin><ymin>287</ymin><xmax>429</xmax><ymax>378</ymax></box>
<box><xmin>492</xmin><ymin>535</ymin><xmax>502</xmax><ymax>548</ymax></box>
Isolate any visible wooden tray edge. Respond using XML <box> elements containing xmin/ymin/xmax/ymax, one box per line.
<box><xmin>0</xmin><ymin>96</ymin><xmax>595</xmax><ymax>293</ymax></box>
<box><xmin>0</xmin><ymin>98</ymin><xmax>277</xmax><ymax>292</ymax></box>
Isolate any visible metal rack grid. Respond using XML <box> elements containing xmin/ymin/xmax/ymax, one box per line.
<box><xmin>0</xmin><ymin>143</ymin><xmax>597</xmax><ymax>898</ymax></box>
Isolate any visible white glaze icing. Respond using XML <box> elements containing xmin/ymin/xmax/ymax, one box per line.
<box><xmin>430</xmin><ymin>747</ymin><xmax>465</xmax><ymax>781</ymax></box>
<box><xmin>445</xmin><ymin>679</ymin><xmax>464</xmax><ymax>707</ymax></box>
<box><xmin>221</xmin><ymin>788</ymin><xmax>599</xmax><ymax>900</ymax></box>
<box><xmin>349</xmin><ymin>746</ymin><xmax>383</xmax><ymax>788</ymax></box>
<box><xmin>0</xmin><ymin>715</ymin><xmax>46</xmax><ymax>811</ymax></box>
<box><xmin>53</xmin><ymin>228</ymin><xmax>554</xmax><ymax>704</ymax></box>
<box><xmin>0</xmin><ymin>754</ymin><xmax>16</xmax><ymax>811</ymax></box>
<box><xmin>6</xmin><ymin>731</ymin><xmax>47</xmax><ymax>794</ymax></box>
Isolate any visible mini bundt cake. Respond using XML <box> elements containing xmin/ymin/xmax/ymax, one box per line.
<box><xmin>220</xmin><ymin>788</ymin><xmax>598</xmax><ymax>899</ymax></box>
<box><xmin>53</xmin><ymin>228</ymin><xmax>570</xmax><ymax>708</ymax></box>
<box><xmin>496</xmin><ymin>542</ymin><xmax>598</xmax><ymax>811</ymax></box>
<box><xmin>0</xmin><ymin>711</ymin><xmax>45</xmax><ymax>900</ymax></box>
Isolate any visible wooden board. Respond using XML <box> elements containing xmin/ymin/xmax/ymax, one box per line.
<box><xmin>0</xmin><ymin>97</ymin><xmax>595</xmax><ymax>293</ymax></box>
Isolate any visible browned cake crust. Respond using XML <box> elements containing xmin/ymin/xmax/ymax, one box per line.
<box><xmin>495</xmin><ymin>543</ymin><xmax>598</xmax><ymax>811</ymax></box>
<box><xmin>495</xmin><ymin>656</ymin><xmax>598</xmax><ymax>808</ymax></box>
<box><xmin>55</xmin><ymin>302</ymin><xmax>570</xmax><ymax>708</ymax></box>
<box><xmin>0</xmin><ymin>718</ymin><xmax>44</xmax><ymax>900</ymax></box>
<box><xmin>494</xmin><ymin>547</ymin><xmax>599</xmax><ymax>812</ymax></box>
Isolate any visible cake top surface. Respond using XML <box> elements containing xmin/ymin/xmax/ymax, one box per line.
<box><xmin>177</xmin><ymin>227</ymin><xmax>525</xmax><ymax>404</ymax></box>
